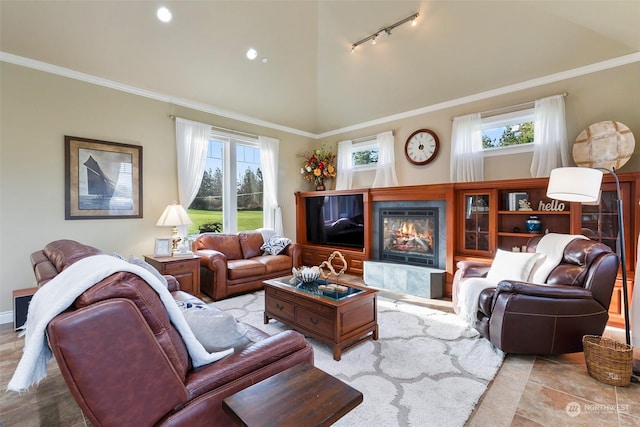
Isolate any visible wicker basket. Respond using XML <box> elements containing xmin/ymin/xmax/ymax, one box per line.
<box><xmin>582</xmin><ymin>335</ymin><xmax>633</xmax><ymax>386</ymax></box>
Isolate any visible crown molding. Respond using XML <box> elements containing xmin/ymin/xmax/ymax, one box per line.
<box><xmin>0</xmin><ymin>52</ymin><xmax>316</xmax><ymax>139</ymax></box>
<box><xmin>2</xmin><ymin>51</ymin><xmax>639</xmax><ymax>140</ymax></box>
<box><xmin>317</xmin><ymin>52</ymin><xmax>640</xmax><ymax>139</ymax></box>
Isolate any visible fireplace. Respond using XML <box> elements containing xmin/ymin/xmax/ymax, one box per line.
<box><xmin>379</xmin><ymin>208</ymin><xmax>438</xmax><ymax>267</ymax></box>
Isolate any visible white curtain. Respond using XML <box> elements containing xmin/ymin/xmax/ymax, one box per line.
<box><xmin>450</xmin><ymin>113</ymin><xmax>483</xmax><ymax>182</ymax></box>
<box><xmin>372</xmin><ymin>131</ymin><xmax>399</xmax><ymax>187</ymax></box>
<box><xmin>175</xmin><ymin>118</ymin><xmax>211</xmax><ymax>235</ymax></box>
<box><xmin>259</xmin><ymin>135</ymin><xmax>283</xmax><ymax>236</ymax></box>
<box><xmin>530</xmin><ymin>94</ymin><xmax>569</xmax><ymax>177</ymax></box>
<box><xmin>334</xmin><ymin>139</ymin><xmax>353</xmax><ymax>190</ymax></box>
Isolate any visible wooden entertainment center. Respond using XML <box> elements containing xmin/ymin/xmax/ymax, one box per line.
<box><xmin>295</xmin><ymin>172</ymin><xmax>640</xmax><ymax>328</ymax></box>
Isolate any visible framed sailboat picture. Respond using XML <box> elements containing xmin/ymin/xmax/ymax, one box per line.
<box><xmin>65</xmin><ymin>136</ymin><xmax>143</xmax><ymax>219</ymax></box>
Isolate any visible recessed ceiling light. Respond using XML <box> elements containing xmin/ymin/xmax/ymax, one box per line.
<box><xmin>157</xmin><ymin>7</ymin><xmax>172</xmax><ymax>23</ymax></box>
<box><xmin>261</xmin><ymin>57</ymin><xmax>269</xmax><ymax>64</ymax></box>
<box><xmin>246</xmin><ymin>48</ymin><xmax>258</xmax><ymax>60</ymax></box>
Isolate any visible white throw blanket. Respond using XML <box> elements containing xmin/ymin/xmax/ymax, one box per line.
<box><xmin>456</xmin><ymin>233</ymin><xmax>586</xmax><ymax>325</ymax></box>
<box><xmin>7</xmin><ymin>254</ymin><xmax>233</xmax><ymax>392</ymax></box>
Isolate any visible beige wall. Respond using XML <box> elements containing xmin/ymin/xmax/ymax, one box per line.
<box><xmin>322</xmin><ymin>62</ymin><xmax>640</xmax><ymax>187</ymax></box>
<box><xmin>0</xmin><ymin>62</ymin><xmax>314</xmax><ymax>314</ymax></box>
<box><xmin>1</xmin><ymin>60</ymin><xmax>639</xmax><ymax>315</ymax></box>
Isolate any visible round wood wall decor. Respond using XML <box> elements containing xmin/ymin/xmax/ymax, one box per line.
<box><xmin>573</xmin><ymin>121</ymin><xmax>635</xmax><ymax>170</ymax></box>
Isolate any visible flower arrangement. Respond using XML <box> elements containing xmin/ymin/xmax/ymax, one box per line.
<box><xmin>299</xmin><ymin>144</ymin><xmax>336</xmax><ymax>187</ymax></box>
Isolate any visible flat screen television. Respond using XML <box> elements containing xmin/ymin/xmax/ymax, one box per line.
<box><xmin>305</xmin><ymin>194</ymin><xmax>365</xmax><ymax>249</ymax></box>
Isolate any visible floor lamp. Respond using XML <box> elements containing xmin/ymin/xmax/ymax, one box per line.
<box><xmin>547</xmin><ymin>167</ymin><xmax>639</xmax><ymax>380</ymax></box>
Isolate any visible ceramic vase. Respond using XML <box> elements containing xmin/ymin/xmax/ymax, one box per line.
<box><xmin>525</xmin><ymin>215</ymin><xmax>542</xmax><ymax>233</ymax></box>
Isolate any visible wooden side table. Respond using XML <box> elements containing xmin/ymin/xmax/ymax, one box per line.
<box><xmin>223</xmin><ymin>363</ymin><xmax>362</xmax><ymax>427</ymax></box>
<box><xmin>144</xmin><ymin>255</ymin><xmax>201</xmax><ymax>297</ymax></box>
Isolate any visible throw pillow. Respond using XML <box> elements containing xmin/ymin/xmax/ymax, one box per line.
<box><xmin>260</xmin><ymin>235</ymin><xmax>292</xmax><ymax>256</ymax></box>
<box><xmin>486</xmin><ymin>249</ymin><xmax>543</xmax><ymax>283</ymax></box>
<box><xmin>177</xmin><ymin>301</ymin><xmax>253</xmax><ymax>352</ymax></box>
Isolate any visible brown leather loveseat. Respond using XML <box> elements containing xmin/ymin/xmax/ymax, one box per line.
<box><xmin>193</xmin><ymin>231</ymin><xmax>301</xmax><ymax>300</ymax></box>
<box><xmin>31</xmin><ymin>239</ymin><xmax>313</xmax><ymax>426</ymax></box>
<box><xmin>453</xmin><ymin>235</ymin><xmax>619</xmax><ymax>354</ymax></box>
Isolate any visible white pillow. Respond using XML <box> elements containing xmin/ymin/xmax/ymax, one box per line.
<box><xmin>486</xmin><ymin>249</ymin><xmax>543</xmax><ymax>283</ymax></box>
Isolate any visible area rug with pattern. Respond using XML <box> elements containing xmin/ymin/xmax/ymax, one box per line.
<box><xmin>212</xmin><ymin>290</ymin><xmax>504</xmax><ymax>427</ymax></box>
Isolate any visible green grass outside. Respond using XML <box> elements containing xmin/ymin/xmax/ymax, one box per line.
<box><xmin>187</xmin><ymin>209</ymin><xmax>263</xmax><ymax>234</ymax></box>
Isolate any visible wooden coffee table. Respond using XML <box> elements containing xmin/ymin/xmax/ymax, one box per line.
<box><xmin>263</xmin><ymin>276</ymin><xmax>378</xmax><ymax>361</ymax></box>
<box><xmin>222</xmin><ymin>363</ymin><xmax>363</xmax><ymax>427</ymax></box>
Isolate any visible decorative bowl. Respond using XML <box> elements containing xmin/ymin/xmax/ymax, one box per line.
<box><xmin>292</xmin><ymin>266</ymin><xmax>321</xmax><ymax>283</ymax></box>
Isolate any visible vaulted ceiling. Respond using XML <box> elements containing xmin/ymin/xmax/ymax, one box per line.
<box><xmin>1</xmin><ymin>1</ymin><xmax>639</xmax><ymax>135</ymax></box>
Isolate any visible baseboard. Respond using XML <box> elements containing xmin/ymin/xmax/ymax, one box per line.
<box><xmin>0</xmin><ymin>310</ymin><xmax>13</xmax><ymax>326</ymax></box>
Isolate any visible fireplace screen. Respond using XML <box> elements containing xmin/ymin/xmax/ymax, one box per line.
<box><xmin>380</xmin><ymin>208</ymin><xmax>438</xmax><ymax>266</ymax></box>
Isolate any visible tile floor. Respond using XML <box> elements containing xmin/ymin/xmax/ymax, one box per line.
<box><xmin>1</xmin><ymin>293</ymin><xmax>638</xmax><ymax>426</ymax></box>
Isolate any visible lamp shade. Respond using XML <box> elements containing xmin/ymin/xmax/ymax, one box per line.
<box><xmin>546</xmin><ymin>167</ymin><xmax>603</xmax><ymax>203</ymax></box>
<box><xmin>156</xmin><ymin>202</ymin><xmax>193</xmax><ymax>227</ymax></box>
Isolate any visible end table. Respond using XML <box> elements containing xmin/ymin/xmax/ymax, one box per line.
<box><xmin>144</xmin><ymin>255</ymin><xmax>201</xmax><ymax>297</ymax></box>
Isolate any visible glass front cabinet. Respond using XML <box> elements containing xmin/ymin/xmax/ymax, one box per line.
<box><xmin>459</xmin><ymin>191</ymin><xmax>494</xmax><ymax>255</ymax></box>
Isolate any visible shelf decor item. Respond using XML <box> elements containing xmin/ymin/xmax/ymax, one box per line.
<box><xmin>525</xmin><ymin>215</ymin><xmax>542</xmax><ymax>233</ymax></box>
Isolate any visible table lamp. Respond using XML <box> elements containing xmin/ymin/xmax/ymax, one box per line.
<box><xmin>156</xmin><ymin>202</ymin><xmax>193</xmax><ymax>255</ymax></box>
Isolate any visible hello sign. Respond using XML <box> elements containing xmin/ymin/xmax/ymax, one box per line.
<box><xmin>538</xmin><ymin>199</ymin><xmax>566</xmax><ymax>212</ymax></box>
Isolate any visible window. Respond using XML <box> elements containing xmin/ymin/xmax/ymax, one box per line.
<box><xmin>482</xmin><ymin>108</ymin><xmax>534</xmax><ymax>156</ymax></box>
<box><xmin>351</xmin><ymin>140</ymin><xmax>379</xmax><ymax>170</ymax></box>
<box><xmin>189</xmin><ymin>132</ymin><xmax>262</xmax><ymax>233</ymax></box>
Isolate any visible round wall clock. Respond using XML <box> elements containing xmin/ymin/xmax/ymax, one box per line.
<box><xmin>405</xmin><ymin>129</ymin><xmax>439</xmax><ymax>165</ymax></box>
<box><xmin>573</xmin><ymin>121</ymin><xmax>635</xmax><ymax>170</ymax></box>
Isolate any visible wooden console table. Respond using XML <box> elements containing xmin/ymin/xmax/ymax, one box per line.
<box><xmin>263</xmin><ymin>276</ymin><xmax>378</xmax><ymax>361</ymax></box>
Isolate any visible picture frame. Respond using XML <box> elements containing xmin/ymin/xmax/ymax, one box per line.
<box><xmin>65</xmin><ymin>136</ymin><xmax>142</xmax><ymax>219</ymax></box>
<box><xmin>507</xmin><ymin>192</ymin><xmax>529</xmax><ymax>211</ymax></box>
<box><xmin>514</xmin><ymin>192</ymin><xmax>530</xmax><ymax>211</ymax></box>
<box><xmin>154</xmin><ymin>238</ymin><xmax>172</xmax><ymax>257</ymax></box>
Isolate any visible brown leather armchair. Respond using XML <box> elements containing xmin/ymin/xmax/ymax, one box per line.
<box><xmin>32</xmin><ymin>240</ymin><xmax>313</xmax><ymax>426</ymax></box>
<box><xmin>456</xmin><ymin>236</ymin><xmax>619</xmax><ymax>354</ymax></box>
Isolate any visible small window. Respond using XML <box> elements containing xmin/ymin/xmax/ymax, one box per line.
<box><xmin>482</xmin><ymin>108</ymin><xmax>534</xmax><ymax>155</ymax></box>
<box><xmin>351</xmin><ymin>141</ymin><xmax>379</xmax><ymax>169</ymax></box>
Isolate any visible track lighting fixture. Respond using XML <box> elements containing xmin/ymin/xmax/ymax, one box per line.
<box><xmin>351</xmin><ymin>12</ymin><xmax>419</xmax><ymax>52</ymax></box>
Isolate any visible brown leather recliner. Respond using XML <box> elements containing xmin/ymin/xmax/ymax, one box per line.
<box><xmin>32</xmin><ymin>240</ymin><xmax>313</xmax><ymax>427</ymax></box>
<box><xmin>455</xmin><ymin>236</ymin><xmax>619</xmax><ymax>354</ymax></box>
